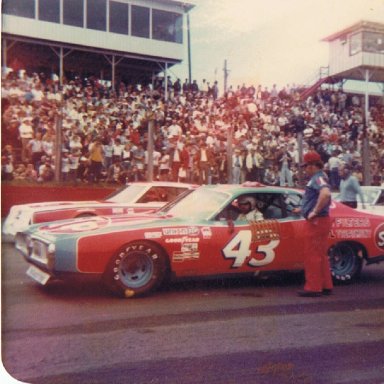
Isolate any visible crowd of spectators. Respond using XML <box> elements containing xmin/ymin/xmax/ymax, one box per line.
<box><xmin>1</xmin><ymin>67</ymin><xmax>384</xmax><ymax>189</ymax></box>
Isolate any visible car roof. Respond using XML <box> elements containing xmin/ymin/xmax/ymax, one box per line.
<box><xmin>200</xmin><ymin>183</ymin><xmax>303</xmax><ymax>195</ymax></box>
<box><xmin>126</xmin><ymin>181</ymin><xmax>198</xmax><ymax>189</ymax></box>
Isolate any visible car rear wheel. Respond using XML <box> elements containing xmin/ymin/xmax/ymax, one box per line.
<box><xmin>329</xmin><ymin>242</ymin><xmax>362</xmax><ymax>282</ymax></box>
<box><xmin>103</xmin><ymin>241</ymin><xmax>168</xmax><ymax>298</ymax></box>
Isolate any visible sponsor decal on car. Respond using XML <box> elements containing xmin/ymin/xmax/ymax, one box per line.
<box><xmin>334</xmin><ymin>229</ymin><xmax>372</xmax><ymax>239</ymax></box>
<box><xmin>41</xmin><ymin>218</ymin><xmax>109</xmax><ymax>233</ymax></box>
<box><xmin>173</xmin><ymin>251</ymin><xmax>200</xmax><ymax>262</ymax></box>
<box><xmin>334</xmin><ymin>218</ymin><xmax>371</xmax><ymax>228</ymax></box>
<box><xmin>165</xmin><ymin>237</ymin><xmax>200</xmax><ymax>244</ymax></box>
<box><xmin>163</xmin><ymin>227</ymin><xmax>199</xmax><ymax>236</ymax></box>
<box><xmin>249</xmin><ymin>220</ymin><xmax>280</xmax><ymax>242</ymax></box>
<box><xmin>201</xmin><ymin>227</ymin><xmax>212</xmax><ymax>239</ymax></box>
<box><xmin>374</xmin><ymin>223</ymin><xmax>384</xmax><ymax>250</ymax></box>
<box><xmin>181</xmin><ymin>243</ymin><xmax>199</xmax><ymax>253</ymax></box>
<box><xmin>112</xmin><ymin>208</ymin><xmax>124</xmax><ymax>214</ymax></box>
<box><xmin>144</xmin><ymin>232</ymin><xmax>162</xmax><ymax>239</ymax></box>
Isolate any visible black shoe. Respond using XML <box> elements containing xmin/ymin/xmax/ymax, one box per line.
<box><xmin>322</xmin><ymin>289</ymin><xmax>333</xmax><ymax>296</ymax></box>
<box><xmin>297</xmin><ymin>290</ymin><xmax>322</xmax><ymax>297</ymax></box>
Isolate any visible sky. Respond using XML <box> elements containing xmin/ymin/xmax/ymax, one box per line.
<box><xmin>171</xmin><ymin>0</ymin><xmax>384</xmax><ymax>91</ymax></box>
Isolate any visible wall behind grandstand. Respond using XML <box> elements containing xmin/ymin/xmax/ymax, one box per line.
<box><xmin>1</xmin><ymin>185</ymin><xmax>117</xmax><ymax>217</ymax></box>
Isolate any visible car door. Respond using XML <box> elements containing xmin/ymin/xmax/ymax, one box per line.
<box><xmin>195</xmin><ymin>192</ymin><xmax>305</xmax><ymax>276</ymax></box>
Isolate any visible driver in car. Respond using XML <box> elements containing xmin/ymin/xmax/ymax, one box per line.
<box><xmin>237</xmin><ymin>196</ymin><xmax>264</xmax><ymax>222</ymax></box>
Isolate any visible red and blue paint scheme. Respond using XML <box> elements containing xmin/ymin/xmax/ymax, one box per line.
<box><xmin>16</xmin><ymin>183</ymin><xmax>384</xmax><ymax>297</ymax></box>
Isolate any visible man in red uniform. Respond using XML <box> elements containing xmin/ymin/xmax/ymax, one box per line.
<box><xmin>294</xmin><ymin>151</ymin><xmax>333</xmax><ymax>297</ymax></box>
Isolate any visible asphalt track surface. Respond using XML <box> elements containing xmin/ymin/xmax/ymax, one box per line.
<box><xmin>2</xmin><ymin>241</ymin><xmax>384</xmax><ymax>384</ymax></box>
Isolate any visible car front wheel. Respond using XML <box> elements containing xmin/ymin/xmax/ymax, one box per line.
<box><xmin>329</xmin><ymin>242</ymin><xmax>363</xmax><ymax>283</ymax></box>
<box><xmin>103</xmin><ymin>241</ymin><xmax>168</xmax><ymax>298</ymax></box>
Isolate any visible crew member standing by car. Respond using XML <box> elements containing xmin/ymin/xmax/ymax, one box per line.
<box><xmin>294</xmin><ymin>151</ymin><xmax>333</xmax><ymax>297</ymax></box>
<box><xmin>339</xmin><ymin>165</ymin><xmax>365</xmax><ymax>209</ymax></box>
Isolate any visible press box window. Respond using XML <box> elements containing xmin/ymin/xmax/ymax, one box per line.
<box><xmin>109</xmin><ymin>1</ymin><xmax>129</xmax><ymax>35</ymax></box>
<box><xmin>152</xmin><ymin>9</ymin><xmax>183</xmax><ymax>43</ymax></box>
<box><xmin>39</xmin><ymin>0</ymin><xmax>60</xmax><ymax>23</ymax></box>
<box><xmin>87</xmin><ymin>0</ymin><xmax>106</xmax><ymax>31</ymax></box>
<box><xmin>131</xmin><ymin>5</ymin><xmax>150</xmax><ymax>38</ymax></box>
<box><xmin>3</xmin><ymin>0</ymin><xmax>35</xmax><ymax>18</ymax></box>
<box><xmin>349</xmin><ymin>32</ymin><xmax>362</xmax><ymax>56</ymax></box>
<box><xmin>362</xmin><ymin>31</ymin><xmax>384</xmax><ymax>54</ymax></box>
<box><xmin>63</xmin><ymin>0</ymin><xmax>84</xmax><ymax>27</ymax></box>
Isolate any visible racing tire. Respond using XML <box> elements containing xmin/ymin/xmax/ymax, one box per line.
<box><xmin>103</xmin><ymin>241</ymin><xmax>168</xmax><ymax>298</ymax></box>
<box><xmin>328</xmin><ymin>242</ymin><xmax>363</xmax><ymax>283</ymax></box>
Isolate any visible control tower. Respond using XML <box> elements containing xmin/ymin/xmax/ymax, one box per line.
<box><xmin>323</xmin><ymin>20</ymin><xmax>384</xmax><ymax>84</ymax></box>
<box><xmin>323</xmin><ymin>20</ymin><xmax>384</xmax><ymax>185</ymax></box>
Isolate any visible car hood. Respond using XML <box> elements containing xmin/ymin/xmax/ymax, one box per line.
<box><xmin>32</xmin><ymin>213</ymin><xmax>170</xmax><ymax>236</ymax></box>
<box><xmin>11</xmin><ymin>200</ymin><xmax>104</xmax><ymax>211</ymax></box>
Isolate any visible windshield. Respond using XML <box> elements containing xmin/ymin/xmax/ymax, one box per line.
<box><xmin>105</xmin><ymin>185</ymin><xmax>147</xmax><ymax>203</ymax></box>
<box><xmin>359</xmin><ymin>189</ymin><xmax>380</xmax><ymax>205</ymax></box>
<box><xmin>163</xmin><ymin>188</ymin><xmax>230</xmax><ymax>219</ymax></box>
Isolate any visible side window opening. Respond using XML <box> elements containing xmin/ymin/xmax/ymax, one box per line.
<box><xmin>283</xmin><ymin>193</ymin><xmax>302</xmax><ymax>217</ymax></box>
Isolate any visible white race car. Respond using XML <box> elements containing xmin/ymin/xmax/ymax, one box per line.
<box><xmin>333</xmin><ymin>186</ymin><xmax>384</xmax><ymax>216</ymax></box>
<box><xmin>3</xmin><ymin>182</ymin><xmax>195</xmax><ymax>241</ymax></box>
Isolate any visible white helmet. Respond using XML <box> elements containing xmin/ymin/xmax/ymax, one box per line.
<box><xmin>238</xmin><ymin>196</ymin><xmax>256</xmax><ymax>209</ymax></box>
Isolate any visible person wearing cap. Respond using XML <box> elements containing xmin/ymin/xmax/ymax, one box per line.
<box><xmin>338</xmin><ymin>165</ymin><xmax>365</xmax><ymax>209</ymax></box>
<box><xmin>236</xmin><ymin>196</ymin><xmax>263</xmax><ymax>222</ymax></box>
<box><xmin>294</xmin><ymin>151</ymin><xmax>333</xmax><ymax>297</ymax></box>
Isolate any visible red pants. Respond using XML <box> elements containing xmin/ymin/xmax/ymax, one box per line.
<box><xmin>302</xmin><ymin>216</ymin><xmax>333</xmax><ymax>292</ymax></box>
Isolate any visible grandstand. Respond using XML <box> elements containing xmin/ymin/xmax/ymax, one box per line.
<box><xmin>1</xmin><ymin>11</ymin><xmax>383</xmax><ymax>187</ymax></box>
<box><xmin>2</xmin><ymin>0</ymin><xmax>194</xmax><ymax>86</ymax></box>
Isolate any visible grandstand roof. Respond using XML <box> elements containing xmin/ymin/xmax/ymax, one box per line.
<box><xmin>157</xmin><ymin>0</ymin><xmax>195</xmax><ymax>12</ymax></box>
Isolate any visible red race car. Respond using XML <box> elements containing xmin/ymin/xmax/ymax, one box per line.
<box><xmin>3</xmin><ymin>181</ymin><xmax>195</xmax><ymax>239</ymax></box>
<box><xmin>16</xmin><ymin>183</ymin><xmax>384</xmax><ymax>297</ymax></box>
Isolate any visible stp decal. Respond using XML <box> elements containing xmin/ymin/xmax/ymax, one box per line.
<box><xmin>375</xmin><ymin>223</ymin><xmax>384</xmax><ymax>251</ymax></box>
<box><xmin>223</xmin><ymin>230</ymin><xmax>280</xmax><ymax>268</ymax></box>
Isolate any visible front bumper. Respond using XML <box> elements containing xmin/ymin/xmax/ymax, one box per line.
<box><xmin>15</xmin><ymin>232</ymin><xmax>56</xmax><ymax>272</ymax></box>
